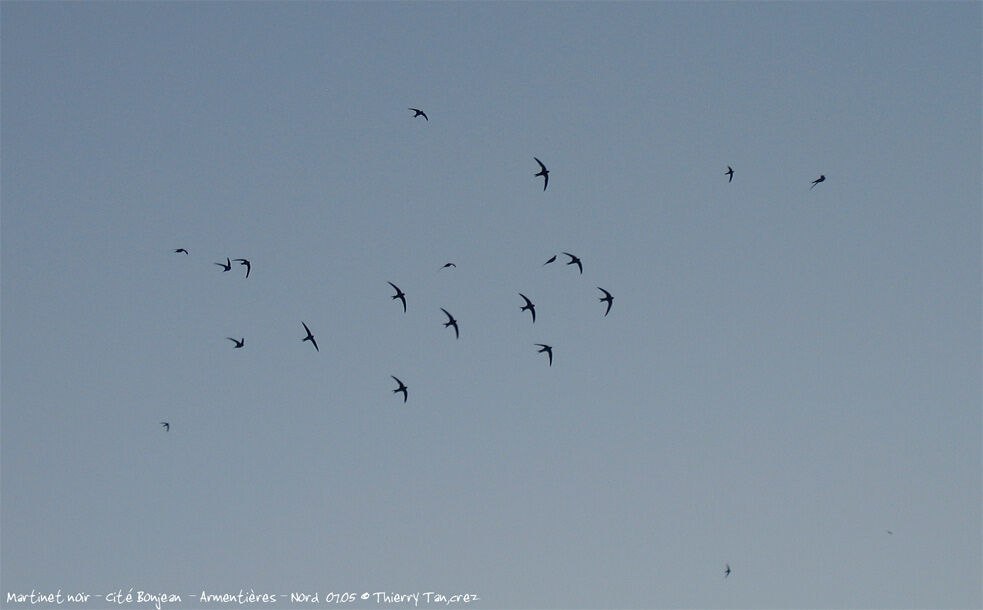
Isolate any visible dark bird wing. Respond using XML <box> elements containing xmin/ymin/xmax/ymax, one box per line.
<box><xmin>174</xmin><ymin>248</ymin><xmax>188</xmax><ymax>254</ymax></box>
<box><xmin>544</xmin><ymin>255</ymin><xmax>557</xmax><ymax>265</ymax></box>
<box><xmin>519</xmin><ymin>293</ymin><xmax>536</xmax><ymax>322</ymax></box>
<box><xmin>563</xmin><ymin>252</ymin><xmax>583</xmax><ymax>274</ymax></box>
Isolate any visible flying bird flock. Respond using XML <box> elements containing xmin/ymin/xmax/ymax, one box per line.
<box><xmin>168</xmin><ymin>108</ymin><xmax>827</xmax><ymax>416</ymax></box>
<box><xmin>164</xmin><ymin>109</ymin><xmax>827</xmax><ymax>578</ymax></box>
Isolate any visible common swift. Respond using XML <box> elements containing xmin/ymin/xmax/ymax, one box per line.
<box><xmin>518</xmin><ymin>293</ymin><xmax>536</xmax><ymax>323</ymax></box>
<box><xmin>534</xmin><ymin>157</ymin><xmax>549</xmax><ymax>191</ymax></box>
<box><xmin>440</xmin><ymin>262</ymin><xmax>456</xmax><ymax>270</ymax></box>
<box><xmin>543</xmin><ymin>255</ymin><xmax>557</xmax><ymax>265</ymax></box>
<box><xmin>173</xmin><ymin>248</ymin><xmax>189</xmax><ymax>255</ymax></box>
<box><xmin>725</xmin><ymin>166</ymin><xmax>734</xmax><ymax>182</ymax></box>
<box><xmin>391</xmin><ymin>376</ymin><xmax>408</xmax><ymax>402</ymax></box>
<box><xmin>301</xmin><ymin>321</ymin><xmax>318</xmax><ymax>352</ymax></box>
<box><xmin>160</xmin><ymin>421</ymin><xmax>169</xmax><ymax>432</ymax></box>
<box><xmin>597</xmin><ymin>287</ymin><xmax>613</xmax><ymax>316</ymax></box>
<box><xmin>440</xmin><ymin>308</ymin><xmax>459</xmax><ymax>339</ymax></box>
<box><xmin>409</xmin><ymin>108</ymin><xmax>428</xmax><ymax>121</ymax></box>
<box><xmin>215</xmin><ymin>257</ymin><xmax>231</xmax><ymax>272</ymax></box>
<box><xmin>563</xmin><ymin>252</ymin><xmax>583</xmax><ymax>274</ymax></box>
<box><xmin>810</xmin><ymin>174</ymin><xmax>826</xmax><ymax>190</ymax></box>
<box><xmin>233</xmin><ymin>258</ymin><xmax>251</xmax><ymax>278</ymax></box>
<box><xmin>388</xmin><ymin>281</ymin><xmax>406</xmax><ymax>313</ymax></box>
<box><xmin>535</xmin><ymin>344</ymin><xmax>553</xmax><ymax>366</ymax></box>
<box><xmin>724</xmin><ymin>564</ymin><xmax>731</xmax><ymax>578</ymax></box>
<box><xmin>226</xmin><ymin>337</ymin><xmax>244</xmax><ymax>348</ymax></box>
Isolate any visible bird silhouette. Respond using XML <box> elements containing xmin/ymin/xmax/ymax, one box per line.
<box><xmin>388</xmin><ymin>282</ymin><xmax>406</xmax><ymax>313</ymax></box>
<box><xmin>725</xmin><ymin>166</ymin><xmax>734</xmax><ymax>182</ymax></box>
<box><xmin>160</xmin><ymin>421</ymin><xmax>169</xmax><ymax>432</ymax></box>
<box><xmin>226</xmin><ymin>337</ymin><xmax>244</xmax><ymax>348</ymax></box>
<box><xmin>518</xmin><ymin>293</ymin><xmax>536</xmax><ymax>323</ymax></box>
<box><xmin>233</xmin><ymin>258</ymin><xmax>250</xmax><ymax>278</ymax></box>
<box><xmin>597</xmin><ymin>287</ymin><xmax>613</xmax><ymax>316</ymax></box>
<box><xmin>563</xmin><ymin>252</ymin><xmax>583</xmax><ymax>274</ymax></box>
<box><xmin>173</xmin><ymin>248</ymin><xmax>189</xmax><ymax>255</ymax></box>
<box><xmin>534</xmin><ymin>157</ymin><xmax>549</xmax><ymax>191</ymax></box>
<box><xmin>440</xmin><ymin>262</ymin><xmax>456</xmax><ymax>270</ymax></box>
<box><xmin>543</xmin><ymin>254</ymin><xmax>557</xmax><ymax>265</ymax></box>
<box><xmin>215</xmin><ymin>257</ymin><xmax>231</xmax><ymax>272</ymax></box>
<box><xmin>724</xmin><ymin>564</ymin><xmax>731</xmax><ymax>578</ymax></box>
<box><xmin>440</xmin><ymin>308</ymin><xmax>459</xmax><ymax>339</ymax></box>
<box><xmin>409</xmin><ymin>107</ymin><xmax>428</xmax><ymax>121</ymax></box>
<box><xmin>810</xmin><ymin>174</ymin><xmax>826</xmax><ymax>190</ymax></box>
<box><xmin>535</xmin><ymin>344</ymin><xmax>553</xmax><ymax>366</ymax></box>
<box><xmin>391</xmin><ymin>376</ymin><xmax>408</xmax><ymax>402</ymax></box>
<box><xmin>301</xmin><ymin>321</ymin><xmax>318</xmax><ymax>352</ymax></box>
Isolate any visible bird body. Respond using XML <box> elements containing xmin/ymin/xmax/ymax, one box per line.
<box><xmin>160</xmin><ymin>421</ymin><xmax>169</xmax><ymax>432</ymax></box>
<box><xmin>724</xmin><ymin>564</ymin><xmax>731</xmax><ymax>578</ymax></box>
<box><xmin>215</xmin><ymin>257</ymin><xmax>231</xmax><ymax>272</ymax></box>
<box><xmin>535</xmin><ymin>344</ymin><xmax>553</xmax><ymax>366</ymax></box>
<box><xmin>409</xmin><ymin>107</ymin><xmax>428</xmax><ymax>121</ymax></box>
<box><xmin>543</xmin><ymin>255</ymin><xmax>557</xmax><ymax>265</ymax></box>
<box><xmin>173</xmin><ymin>248</ymin><xmax>189</xmax><ymax>255</ymax></box>
<box><xmin>810</xmin><ymin>174</ymin><xmax>826</xmax><ymax>190</ymax></box>
<box><xmin>725</xmin><ymin>166</ymin><xmax>734</xmax><ymax>182</ymax></box>
<box><xmin>226</xmin><ymin>337</ymin><xmax>244</xmax><ymax>348</ymax></box>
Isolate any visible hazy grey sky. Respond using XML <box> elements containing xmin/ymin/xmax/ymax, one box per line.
<box><xmin>2</xmin><ymin>2</ymin><xmax>980</xmax><ymax>609</ymax></box>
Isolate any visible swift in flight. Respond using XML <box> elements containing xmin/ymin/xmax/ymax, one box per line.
<box><xmin>518</xmin><ymin>293</ymin><xmax>536</xmax><ymax>323</ymax></box>
<box><xmin>388</xmin><ymin>282</ymin><xmax>406</xmax><ymax>313</ymax></box>
<box><xmin>301</xmin><ymin>322</ymin><xmax>319</xmax><ymax>352</ymax></box>
<box><xmin>810</xmin><ymin>174</ymin><xmax>826</xmax><ymax>190</ymax></box>
<box><xmin>233</xmin><ymin>258</ymin><xmax>251</xmax><ymax>278</ymax></box>
<box><xmin>534</xmin><ymin>157</ymin><xmax>549</xmax><ymax>191</ymax></box>
<box><xmin>215</xmin><ymin>257</ymin><xmax>231</xmax><ymax>272</ymax></box>
<box><xmin>391</xmin><ymin>376</ymin><xmax>408</xmax><ymax>402</ymax></box>
<box><xmin>535</xmin><ymin>344</ymin><xmax>553</xmax><ymax>366</ymax></box>
<box><xmin>160</xmin><ymin>421</ymin><xmax>169</xmax><ymax>432</ymax></box>
<box><xmin>173</xmin><ymin>248</ymin><xmax>189</xmax><ymax>255</ymax></box>
<box><xmin>409</xmin><ymin>107</ymin><xmax>428</xmax><ymax>121</ymax></box>
<box><xmin>725</xmin><ymin>166</ymin><xmax>734</xmax><ymax>182</ymax></box>
<box><xmin>226</xmin><ymin>337</ymin><xmax>244</xmax><ymax>348</ymax></box>
<box><xmin>440</xmin><ymin>308</ymin><xmax>459</xmax><ymax>339</ymax></box>
<box><xmin>563</xmin><ymin>252</ymin><xmax>583</xmax><ymax>274</ymax></box>
<box><xmin>597</xmin><ymin>287</ymin><xmax>613</xmax><ymax>316</ymax></box>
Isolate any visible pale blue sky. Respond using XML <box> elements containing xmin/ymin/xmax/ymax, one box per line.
<box><xmin>2</xmin><ymin>2</ymin><xmax>980</xmax><ymax>609</ymax></box>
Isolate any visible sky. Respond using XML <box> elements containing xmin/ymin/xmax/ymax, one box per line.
<box><xmin>1</xmin><ymin>2</ymin><xmax>980</xmax><ymax>609</ymax></box>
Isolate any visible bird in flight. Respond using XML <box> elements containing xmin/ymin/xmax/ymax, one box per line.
<box><xmin>886</xmin><ymin>530</ymin><xmax>893</xmax><ymax>535</ymax></box>
<box><xmin>543</xmin><ymin>254</ymin><xmax>557</xmax><ymax>265</ymax></box>
<box><xmin>409</xmin><ymin>107</ymin><xmax>428</xmax><ymax>121</ymax></box>
<box><xmin>810</xmin><ymin>174</ymin><xmax>826</xmax><ymax>190</ymax></box>
<box><xmin>533</xmin><ymin>157</ymin><xmax>549</xmax><ymax>191</ymax></box>
<box><xmin>160</xmin><ymin>421</ymin><xmax>169</xmax><ymax>432</ymax></box>
<box><xmin>226</xmin><ymin>337</ymin><xmax>244</xmax><ymax>348</ymax></box>
<box><xmin>518</xmin><ymin>293</ymin><xmax>536</xmax><ymax>323</ymax></box>
<box><xmin>725</xmin><ymin>166</ymin><xmax>734</xmax><ymax>182</ymax></box>
<box><xmin>724</xmin><ymin>564</ymin><xmax>731</xmax><ymax>578</ymax></box>
<box><xmin>233</xmin><ymin>258</ymin><xmax>251</xmax><ymax>278</ymax></box>
<box><xmin>535</xmin><ymin>344</ymin><xmax>553</xmax><ymax>366</ymax></box>
<box><xmin>388</xmin><ymin>281</ymin><xmax>406</xmax><ymax>313</ymax></box>
<box><xmin>301</xmin><ymin>321</ymin><xmax>318</xmax><ymax>352</ymax></box>
<box><xmin>563</xmin><ymin>252</ymin><xmax>583</xmax><ymax>274</ymax></box>
<box><xmin>440</xmin><ymin>262</ymin><xmax>456</xmax><ymax>270</ymax></box>
<box><xmin>440</xmin><ymin>308</ymin><xmax>459</xmax><ymax>339</ymax></box>
<box><xmin>173</xmin><ymin>248</ymin><xmax>189</xmax><ymax>255</ymax></box>
<box><xmin>597</xmin><ymin>287</ymin><xmax>613</xmax><ymax>316</ymax></box>
<box><xmin>391</xmin><ymin>376</ymin><xmax>408</xmax><ymax>402</ymax></box>
<box><xmin>215</xmin><ymin>257</ymin><xmax>231</xmax><ymax>272</ymax></box>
